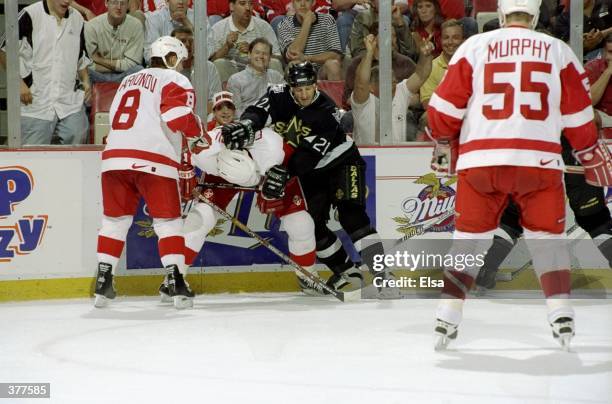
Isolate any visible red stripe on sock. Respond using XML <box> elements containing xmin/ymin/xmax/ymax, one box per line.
<box><xmin>158</xmin><ymin>236</ymin><xmax>185</xmax><ymax>257</ymax></box>
<box><xmin>185</xmin><ymin>247</ymin><xmax>199</xmax><ymax>267</ymax></box>
<box><xmin>441</xmin><ymin>270</ymin><xmax>474</xmax><ymax>299</ymax></box>
<box><xmin>97</xmin><ymin>235</ymin><xmax>124</xmax><ymax>258</ymax></box>
<box><xmin>290</xmin><ymin>250</ymin><xmax>316</xmax><ymax>266</ymax></box>
<box><xmin>540</xmin><ymin>269</ymin><xmax>571</xmax><ymax>297</ymax></box>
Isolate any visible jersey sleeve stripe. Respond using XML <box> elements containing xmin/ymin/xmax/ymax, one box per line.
<box><xmin>429</xmin><ymin>93</ymin><xmax>467</xmax><ymax>120</ymax></box>
<box><xmin>561</xmin><ymin>105</ymin><xmax>594</xmax><ymax>129</ymax></box>
<box><xmin>161</xmin><ymin>106</ymin><xmax>193</xmax><ymax>123</ymax></box>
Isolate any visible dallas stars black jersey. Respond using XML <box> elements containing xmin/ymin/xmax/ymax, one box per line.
<box><xmin>241</xmin><ymin>83</ymin><xmax>354</xmax><ymax>177</ymax></box>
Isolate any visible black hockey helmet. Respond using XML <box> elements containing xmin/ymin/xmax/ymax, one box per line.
<box><xmin>287</xmin><ymin>62</ymin><xmax>317</xmax><ymax>87</ymax></box>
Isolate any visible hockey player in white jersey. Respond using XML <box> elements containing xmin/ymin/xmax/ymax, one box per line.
<box><xmin>160</xmin><ymin>91</ymin><xmax>319</xmax><ymax>299</ymax></box>
<box><xmin>94</xmin><ymin>36</ymin><xmax>207</xmax><ymax>309</ymax></box>
<box><xmin>427</xmin><ymin>0</ymin><xmax>612</xmax><ymax>350</ymax></box>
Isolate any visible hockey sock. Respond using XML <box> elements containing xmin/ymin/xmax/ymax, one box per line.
<box><xmin>351</xmin><ymin>228</ymin><xmax>385</xmax><ymax>274</ymax></box>
<box><xmin>316</xmin><ymin>236</ymin><xmax>353</xmax><ymax>275</ymax></box>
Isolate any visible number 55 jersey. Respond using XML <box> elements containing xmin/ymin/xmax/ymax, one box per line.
<box><xmin>102</xmin><ymin>68</ymin><xmax>202</xmax><ymax>180</ymax></box>
<box><xmin>428</xmin><ymin>27</ymin><xmax>598</xmax><ymax>172</ymax></box>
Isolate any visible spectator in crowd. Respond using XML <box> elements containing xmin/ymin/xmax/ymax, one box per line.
<box><xmin>278</xmin><ymin>0</ymin><xmax>343</xmax><ymax>80</ymax></box>
<box><xmin>349</xmin><ymin>0</ymin><xmax>417</xmax><ymax>61</ymax></box>
<box><xmin>553</xmin><ymin>0</ymin><xmax>612</xmax><ymax>60</ymax></box>
<box><xmin>226</xmin><ymin>37</ymin><xmax>285</xmax><ymax>116</ymax></box>
<box><xmin>208</xmin><ymin>90</ymin><xmax>237</xmax><ymax>129</ymax></box>
<box><xmin>144</xmin><ymin>0</ymin><xmax>196</xmax><ymax>62</ymax></box>
<box><xmin>170</xmin><ymin>27</ymin><xmax>222</xmax><ymax>113</ymax></box>
<box><xmin>404</xmin><ymin>0</ymin><xmax>478</xmax><ymax>37</ymax></box>
<box><xmin>586</xmin><ymin>33</ymin><xmax>612</xmax><ymax>132</ymax></box>
<box><xmin>410</xmin><ymin>0</ymin><xmax>443</xmax><ymax>58</ymax></box>
<box><xmin>85</xmin><ymin>0</ymin><xmax>144</xmax><ymax>83</ymax></box>
<box><xmin>350</xmin><ymin>34</ymin><xmax>432</xmax><ymax>144</ymax></box>
<box><xmin>420</xmin><ymin>19</ymin><xmax>463</xmax><ymax>110</ymax></box>
<box><xmin>74</xmin><ymin>0</ymin><xmax>146</xmax><ymax>24</ymax></box>
<box><xmin>264</xmin><ymin>0</ymin><xmax>332</xmax><ymax>34</ymax></box>
<box><xmin>0</xmin><ymin>0</ymin><xmax>91</xmax><ymax>145</ymax></box>
<box><xmin>209</xmin><ymin>0</ymin><xmax>283</xmax><ymax>83</ymax></box>
<box><xmin>335</xmin><ymin>0</ymin><xmax>408</xmax><ymax>52</ymax></box>
<box><xmin>343</xmin><ymin>22</ymin><xmax>415</xmax><ymax>109</ymax></box>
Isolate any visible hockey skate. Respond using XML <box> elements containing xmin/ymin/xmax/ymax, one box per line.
<box><xmin>550</xmin><ymin>316</ymin><xmax>575</xmax><ymax>351</ymax></box>
<box><xmin>94</xmin><ymin>263</ymin><xmax>116</xmax><ymax>308</ymax></box>
<box><xmin>473</xmin><ymin>265</ymin><xmax>497</xmax><ymax>296</ymax></box>
<box><xmin>326</xmin><ymin>265</ymin><xmax>364</xmax><ymax>293</ymax></box>
<box><xmin>372</xmin><ymin>269</ymin><xmax>401</xmax><ymax>299</ymax></box>
<box><xmin>166</xmin><ymin>265</ymin><xmax>195</xmax><ymax>309</ymax></box>
<box><xmin>158</xmin><ymin>275</ymin><xmax>173</xmax><ymax>303</ymax></box>
<box><xmin>296</xmin><ymin>268</ymin><xmax>325</xmax><ymax>296</ymax></box>
<box><xmin>434</xmin><ymin>319</ymin><xmax>459</xmax><ymax>351</ymax></box>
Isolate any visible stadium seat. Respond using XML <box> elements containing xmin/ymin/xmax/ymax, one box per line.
<box><xmin>471</xmin><ymin>0</ymin><xmax>497</xmax><ymax>16</ymax></box>
<box><xmin>90</xmin><ymin>82</ymin><xmax>120</xmax><ymax>144</ymax></box>
<box><xmin>317</xmin><ymin>80</ymin><xmax>345</xmax><ymax>108</ymax></box>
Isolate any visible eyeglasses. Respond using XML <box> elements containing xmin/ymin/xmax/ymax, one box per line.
<box><xmin>107</xmin><ymin>0</ymin><xmax>128</xmax><ymax>7</ymax></box>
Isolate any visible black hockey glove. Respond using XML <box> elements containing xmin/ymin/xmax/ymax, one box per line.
<box><xmin>261</xmin><ymin>165</ymin><xmax>290</xmax><ymax>200</ymax></box>
<box><xmin>221</xmin><ymin>119</ymin><xmax>255</xmax><ymax>150</ymax></box>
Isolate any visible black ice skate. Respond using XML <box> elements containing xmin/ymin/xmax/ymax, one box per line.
<box><xmin>551</xmin><ymin>316</ymin><xmax>575</xmax><ymax>351</ymax></box>
<box><xmin>326</xmin><ymin>265</ymin><xmax>364</xmax><ymax>293</ymax></box>
<box><xmin>372</xmin><ymin>269</ymin><xmax>401</xmax><ymax>299</ymax></box>
<box><xmin>296</xmin><ymin>269</ymin><xmax>325</xmax><ymax>296</ymax></box>
<box><xmin>158</xmin><ymin>275</ymin><xmax>173</xmax><ymax>303</ymax></box>
<box><xmin>434</xmin><ymin>319</ymin><xmax>459</xmax><ymax>351</ymax></box>
<box><xmin>166</xmin><ymin>265</ymin><xmax>194</xmax><ymax>309</ymax></box>
<box><xmin>473</xmin><ymin>265</ymin><xmax>498</xmax><ymax>296</ymax></box>
<box><xmin>94</xmin><ymin>262</ymin><xmax>116</xmax><ymax>308</ymax></box>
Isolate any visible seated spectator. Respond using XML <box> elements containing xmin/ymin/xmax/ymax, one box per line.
<box><xmin>405</xmin><ymin>0</ymin><xmax>477</xmax><ymax>37</ymax></box>
<box><xmin>410</xmin><ymin>0</ymin><xmax>443</xmax><ymax>58</ymax></box>
<box><xmin>0</xmin><ymin>0</ymin><xmax>91</xmax><ymax>145</ymax></box>
<box><xmin>264</xmin><ymin>0</ymin><xmax>332</xmax><ymax>34</ymax></box>
<box><xmin>209</xmin><ymin>0</ymin><xmax>283</xmax><ymax>83</ymax></box>
<box><xmin>170</xmin><ymin>27</ymin><xmax>222</xmax><ymax>113</ymax></box>
<box><xmin>586</xmin><ymin>33</ymin><xmax>612</xmax><ymax>131</ymax></box>
<box><xmin>343</xmin><ymin>22</ymin><xmax>415</xmax><ymax>108</ymax></box>
<box><xmin>76</xmin><ymin>0</ymin><xmax>146</xmax><ymax>25</ymax></box>
<box><xmin>227</xmin><ymin>38</ymin><xmax>285</xmax><ymax>116</ymax></box>
<box><xmin>278</xmin><ymin>0</ymin><xmax>343</xmax><ymax>80</ymax></box>
<box><xmin>144</xmin><ymin>0</ymin><xmax>196</xmax><ymax>62</ymax></box>
<box><xmin>85</xmin><ymin>0</ymin><xmax>144</xmax><ymax>83</ymax></box>
<box><xmin>418</xmin><ymin>19</ymin><xmax>463</xmax><ymax>134</ymax></box>
<box><xmin>208</xmin><ymin>91</ymin><xmax>237</xmax><ymax>129</ymax></box>
<box><xmin>350</xmin><ymin>0</ymin><xmax>417</xmax><ymax>61</ymax></box>
<box><xmin>350</xmin><ymin>34</ymin><xmax>432</xmax><ymax>144</ymax></box>
<box><xmin>553</xmin><ymin>0</ymin><xmax>612</xmax><ymax>61</ymax></box>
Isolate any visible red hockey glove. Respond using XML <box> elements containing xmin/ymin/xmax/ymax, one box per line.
<box><xmin>574</xmin><ymin>140</ymin><xmax>612</xmax><ymax>187</ymax></box>
<box><xmin>178</xmin><ymin>163</ymin><xmax>197</xmax><ymax>202</ymax></box>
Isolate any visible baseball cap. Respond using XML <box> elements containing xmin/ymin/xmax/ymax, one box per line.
<box><xmin>212</xmin><ymin>91</ymin><xmax>235</xmax><ymax>110</ymax></box>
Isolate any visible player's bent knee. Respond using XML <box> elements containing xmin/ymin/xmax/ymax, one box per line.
<box><xmin>152</xmin><ymin>217</ymin><xmax>183</xmax><ymax>239</ymax></box>
<box><xmin>184</xmin><ymin>203</ymin><xmax>216</xmax><ymax>234</ymax></box>
<box><xmin>100</xmin><ymin>215</ymin><xmax>133</xmax><ymax>241</ymax></box>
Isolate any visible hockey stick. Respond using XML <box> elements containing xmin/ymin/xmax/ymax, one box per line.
<box><xmin>196</xmin><ymin>182</ymin><xmax>261</xmax><ymax>192</ymax></box>
<box><xmin>193</xmin><ymin>187</ymin><xmax>359</xmax><ymax>302</ymax></box>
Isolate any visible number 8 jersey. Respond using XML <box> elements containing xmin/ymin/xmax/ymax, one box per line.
<box><xmin>428</xmin><ymin>26</ymin><xmax>598</xmax><ymax>172</ymax></box>
<box><xmin>102</xmin><ymin>68</ymin><xmax>202</xmax><ymax>180</ymax></box>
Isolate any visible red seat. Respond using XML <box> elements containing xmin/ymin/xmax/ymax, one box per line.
<box><xmin>317</xmin><ymin>80</ymin><xmax>345</xmax><ymax>109</ymax></box>
<box><xmin>471</xmin><ymin>0</ymin><xmax>497</xmax><ymax>16</ymax></box>
<box><xmin>90</xmin><ymin>82</ymin><xmax>120</xmax><ymax>144</ymax></box>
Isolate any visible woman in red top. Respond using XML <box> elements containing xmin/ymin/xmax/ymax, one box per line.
<box><xmin>410</xmin><ymin>0</ymin><xmax>443</xmax><ymax>57</ymax></box>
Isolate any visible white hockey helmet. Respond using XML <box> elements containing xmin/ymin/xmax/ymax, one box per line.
<box><xmin>150</xmin><ymin>36</ymin><xmax>188</xmax><ymax>70</ymax></box>
<box><xmin>217</xmin><ymin>149</ymin><xmax>259</xmax><ymax>187</ymax></box>
<box><xmin>498</xmin><ymin>0</ymin><xmax>541</xmax><ymax>29</ymax></box>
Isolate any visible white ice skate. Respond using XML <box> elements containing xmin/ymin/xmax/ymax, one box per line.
<box><xmin>434</xmin><ymin>319</ymin><xmax>458</xmax><ymax>351</ymax></box>
<box><xmin>551</xmin><ymin>317</ymin><xmax>575</xmax><ymax>351</ymax></box>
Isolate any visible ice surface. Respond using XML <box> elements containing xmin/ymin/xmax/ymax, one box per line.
<box><xmin>0</xmin><ymin>294</ymin><xmax>611</xmax><ymax>404</ymax></box>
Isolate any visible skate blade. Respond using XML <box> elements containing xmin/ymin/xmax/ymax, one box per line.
<box><xmin>558</xmin><ymin>335</ymin><xmax>573</xmax><ymax>352</ymax></box>
<box><xmin>434</xmin><ymin>335</ymin><xmax>450</xmax><ymax>351</ymax></box>
<box><xmin>341</xmin><ymin>288</ymin><xmax>362</xmax><ymax>302</ymax></box>
<box><xmin>160</xmin><ymin>292</ymin><xmax>173</xmax><ymax>303</ymax></box>
<box><xmin>173</xmin><ymin>295</ymin><xmax>194</xmax><ymax>310</ymax></box>
<box><xmin>94</xmin><ymin>294</ymin><xmax>110</xmax><ymax>308</ymax></box>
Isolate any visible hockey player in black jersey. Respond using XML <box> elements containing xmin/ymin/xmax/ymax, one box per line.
<box><xmin>220</xmin><ymin>62</ymin><xmax>387</xmax><ymax>293</ymax></box>
<box><xmin>475</xmin><ymin>136</ymin><xmax>612</xmax><ymax>293</ymax></box>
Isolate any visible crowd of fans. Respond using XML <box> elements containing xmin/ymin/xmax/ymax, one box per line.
<box><xmin>0</xmin><ymin>0</ymin><xmax>610</xmax><ymax>145</ymax></box>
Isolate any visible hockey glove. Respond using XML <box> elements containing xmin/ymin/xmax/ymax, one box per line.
<box><xmin>431</xmin><ymin>139</ymin><xmax>458</xmax><ymax>175</ymax></box>
<box><xmin>178</xmin><ymin>163</ymin><xmax>197</xmax><ymax>202</ymax></box>
<box><xmin>261</xmin><ymin>165</ymin><xmax>290</xmax><ymax>200</ymax></box>
<box><xmin>221</xmin><ymin>119</ymin><xmax>256</xmax><ymax>150</ymax></box>
<box><xmin>574</xmin><ymin>140</ymin><xmax>612</xmax><ymax>187</ymax></box>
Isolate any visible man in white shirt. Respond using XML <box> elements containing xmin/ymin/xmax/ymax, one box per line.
<box><xmin>350</xmin><ymin>34</ymin><xmax>432</xmax><ymax>144</ymax></box>
<box><xmin>0</xmin><ymin>0</ymin><xmax>92</xmax><ymax>145</ymax></box>
<box><xmin>209</xmin><ymin>0</ymin><xmax>283</xmax><ymax>83</ymax></box>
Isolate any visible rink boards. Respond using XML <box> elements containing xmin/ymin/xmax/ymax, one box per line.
<box><xmin>1</xmin><ymin>145</ymin><xmax>611</xmax><ymax>301</ymax></box>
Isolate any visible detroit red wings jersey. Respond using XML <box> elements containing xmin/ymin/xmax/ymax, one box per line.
<box><xmin>428</xmin><ymin>26</ymin><xmax>598</xmax><ymax>171</ymax></box>
<box><xmin>193</xmin><ymin>127</ymin><xmax>284</xmax><ymax>177</ymax></box>
<box><xmin>102</xmin><ymin>68</ymin><xmax>202</xmax><ymax>180</ymax></box>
